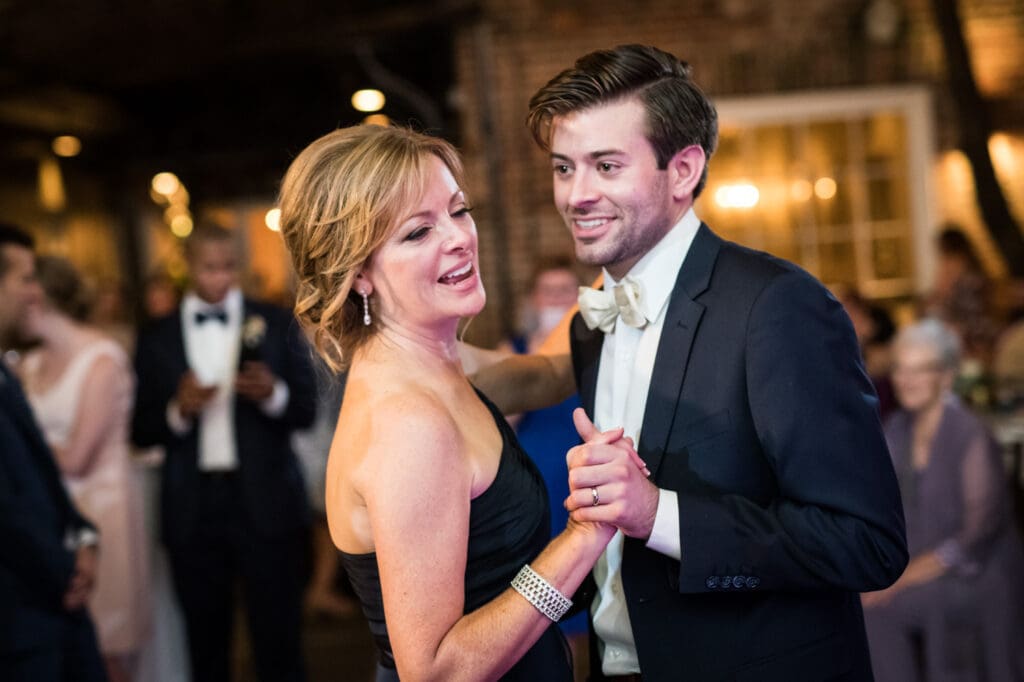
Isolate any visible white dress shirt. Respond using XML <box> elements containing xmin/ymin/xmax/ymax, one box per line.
<box><xmin>591</xmin><ymin>208</ymin><xmax>699</xmax><ymax>675</ymax></box>
<box><xmin>166</xmin><ymin>288</ymin><xmax>289</xmax><ymax>471</ymax></box>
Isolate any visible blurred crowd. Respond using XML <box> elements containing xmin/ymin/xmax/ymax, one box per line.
<box><xmin>1</xmin><ymin>222</ymin><xmax>356</xmax><ymax>682</ymax></box>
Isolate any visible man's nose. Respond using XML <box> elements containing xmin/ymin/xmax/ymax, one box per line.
<box><xmin>567</xmin><ymin>170</ymin><xmax>598</xmax><ymax>208</ymax></box>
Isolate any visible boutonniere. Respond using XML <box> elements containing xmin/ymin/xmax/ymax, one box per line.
<box><xmin>242</xmin><ymin>314</ymin><xmax>267</xmax><ymax>349</ymax></box>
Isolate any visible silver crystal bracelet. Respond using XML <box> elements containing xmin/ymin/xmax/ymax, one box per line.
<box><xmin>510</xmin><ymin>564</ymin><xmax>573</xmax><ymax>622</ymax></box>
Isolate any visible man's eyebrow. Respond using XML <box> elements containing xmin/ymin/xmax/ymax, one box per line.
<box><xmin>550</xmin><ymin>149</ymin><xmax>626</xmax><ymax>162</ymax></box>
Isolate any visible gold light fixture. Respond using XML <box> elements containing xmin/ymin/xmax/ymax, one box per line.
<box><xmin>52</xmin><ymin>135</ymin><xmax>82</xmax><ymax>158</ymax></box>
<box><xmin>714</xmin><ymin>183</ymin><xmax>760</xmax><ymax>209</ymax></box>
<box><xmin>814</xmin><ymin>177</ymin><xmax>837</xmax><ymax>200</ymax></box>
<box><xmin>151</xmin><ymin>172</ymin><xmax>181</xmax><ymax>197</ymax></box>
<box><xmin>264</xmin><ymin>208</ymin><xmax>281</xmax><ymax>232</ymax></box>
<box><xmin>351</xmin><ymin>89</ymin><xmax>386</xmax><ymax>113</ymax></box>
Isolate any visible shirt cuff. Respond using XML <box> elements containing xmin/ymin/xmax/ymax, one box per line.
<box><xmin>645</xmin><ymin>488</ymin><xmax>681</xmax><ymax>560</ymax></box>
<box><xmin>166</xmin><ymin>400</ymin><xmax>192</xmax><ymax>436</ymax></box>
<box><xmin>260</xmin><ymin>379</ymin><xmax>290</xmax><ymax>417</ymax></box>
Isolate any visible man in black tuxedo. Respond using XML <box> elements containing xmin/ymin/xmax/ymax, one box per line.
<box><xmin>527</xmin><ymin>46</ymin><xmax>909</xmax><ymax>680</ymax></box>
<box><xmin>131</xmin><ymin>222</ymin><xmax>316</xmax><ymax>682</ymax></box>
<box><xmin>0</xmin><ymin>224</ymin><xmax>107</xmax><ymax>682</ymax></box>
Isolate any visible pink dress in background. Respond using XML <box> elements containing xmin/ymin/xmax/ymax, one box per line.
<box><xmin>23</xmin><ymin>338</ymin><xmax>151</xmax><ymax>656</ymax></box>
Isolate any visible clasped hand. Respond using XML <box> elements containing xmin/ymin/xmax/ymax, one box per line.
<box><xmin>564</xmin><ymin>408</ymin><xmax>660</xmax><ymax>540</ymax></box>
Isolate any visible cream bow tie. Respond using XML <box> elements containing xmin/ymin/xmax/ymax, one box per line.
<box><xmin>577</xmin><ymin>278</ymin><xmax>647</xmax><ymax>333</ymax></box>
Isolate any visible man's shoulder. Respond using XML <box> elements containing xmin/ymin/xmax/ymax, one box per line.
<box><xmin>708</xmin><ymin>232</ymin><xmax>826</xmax><ymax>297</ymax></box>
<box><xmin>243</xmin><ymin>298</ymin><xmax>295</xmax><ymax>325</ymax></box>
<box><xmin>136</xmin><ymin>309</ymin><xmax>182</xmax><ymax>340</ymax></box>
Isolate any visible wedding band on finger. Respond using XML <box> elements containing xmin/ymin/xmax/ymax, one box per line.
<box><xmin>591</xmin><ymin>486</ymin><xmax>600</xmax><ymax>507</ymax></box>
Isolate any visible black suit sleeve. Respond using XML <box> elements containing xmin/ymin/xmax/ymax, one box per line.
<box><xmin>130</xmin><ymin>322</ymin><xmax>181</xmax><ymax>449</ymax></box>
<box><xmin>676</xmin><ymin>270</ymin><xmax>908</xmax><ymax>593</ymax></box>
<box><xmin>0</xmin><ymin>414</ymin><xmax>78</xmax><ymax>603</ymax></box>
<box><xmin>267</xmin><ymin>309</ymin><xmax>316</xmax><ymax>431</ymax></box>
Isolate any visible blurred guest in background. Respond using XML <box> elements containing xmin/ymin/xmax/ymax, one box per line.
<box><xmin>88</xmin><ymin>277</ymin><xmax>134</xmax><ymax>352</ymax></box>
<box><xmin>131</xmin><ymin>222</ymin><xmax>316</xmax><ymax>682</ymax></box>
<box><xmin>291</xmin><ymin>365</ymin><xmax>357</xmax><ymax>619</ymax></box>
<box><xmin>18</xmin><ymin>256</ymin><xmax>149</xmax><ymax>682</ymax></box>
<box><xmin>836</xmin><ymin>284</ymin><xmax>897</xmax><ymax>419</ymax></box>
<box><xmin>926</xmin><ymin>225</ymin><xmax>997</xmax><ymax>365</ymax></box>
<box><xmin>992</xmin><ymin>311</ymin><xmax>1024</xmax><ymax>410</ymax></box>
<box><xmin>142</xmin><ymin>272</ymin><xmax>180</xmax><ymax>322</ymax></box>
<box><xmin>863</xmin><ymin>318</ymin><xmax>1024</xmax><ymax>682</ymax></box>
<box><xmin>501</xmin><ymin>254</ymin><xmax>590</xmax><ymax>676</ymax></box>
<box><xmin>0</xmin><ymin>224</ymin><xmax>107</xmax><ymax>682</ymax></box>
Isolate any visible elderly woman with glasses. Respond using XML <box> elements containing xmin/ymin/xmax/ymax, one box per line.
<box><xmin>862</xmin><ymin>318</ymin><xmax>1024</xmax><ymax>682</ymax></box>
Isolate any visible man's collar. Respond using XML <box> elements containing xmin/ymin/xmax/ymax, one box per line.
<box><xmin>603</xmin><ymin>208</ymin><xmax>701</xmax><ymax>323</ymax></box>
<box><xmin>183</xmin><ymin>287</ymin><xmax>243</xmax><ymax>320</ymax></box>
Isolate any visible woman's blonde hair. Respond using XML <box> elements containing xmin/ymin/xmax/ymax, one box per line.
<box><xmin>278</xmin><ymin>125</ymin><xmax>464</xmax><ymax>372</ymax></box>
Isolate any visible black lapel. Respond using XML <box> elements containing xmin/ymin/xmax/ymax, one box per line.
<box><xmin>639</xmin><ymin>224</ymin><xmax>721</xmax><ymax>478</ymax></box>
<box><xmin>570</xmin><ymin>311</ymin><xmax>604</xmax><ymax>417</ymax></box>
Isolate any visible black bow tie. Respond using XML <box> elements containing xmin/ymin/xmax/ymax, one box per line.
<box><xmin>194</xmin><ymin>309</ymin><xmax>228</xmax><ymax>325</ymax></box>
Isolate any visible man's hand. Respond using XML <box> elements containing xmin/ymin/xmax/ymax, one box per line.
<box><xmin>63</xmin><ymin>545</ymin><xmax>98</xmax><ymax>611</ymax></box>
<box><xmin>565</xmin><ymin>408</ymin><xmax>659</xmax><ymax>539</ymax></box>
<box><xmin>176</xmin><ymin>371</ymin><xmax>218</xmax><ymax>418</ymax></box>
<box><xmin>235</xmin><ymin>361</ymin><xmax>276</xmax><ymax>402</ymax></box>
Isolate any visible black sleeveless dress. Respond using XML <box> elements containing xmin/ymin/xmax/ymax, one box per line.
<box><xmin>339</xmin><ymin>389</ymin><xmax>573</xmax><ymax>681</ymax></box>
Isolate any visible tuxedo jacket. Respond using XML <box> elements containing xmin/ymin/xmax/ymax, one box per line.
<box><xmin>0</xmin><ymin>362</ymin><xmax>96</xmax><ymax>656</ymax></box>
<box><xmin>130</xmin><ymin>299</ymin><xmax>316</xmax><ymax>548</ymax></box>
<box><xmin>572</xmin><ymin>225</ymin><xmax>908</xmax><ymax>681</ymax></box>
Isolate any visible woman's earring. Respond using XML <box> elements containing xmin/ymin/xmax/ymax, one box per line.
<box><xmin>361</xmin><ymin>291</ymin><xmax>372</xmax><ymax>326</ymax></box>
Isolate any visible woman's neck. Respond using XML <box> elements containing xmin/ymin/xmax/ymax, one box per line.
<box><xmin>360</xmin><ymin>320</ymin><xmax>464</xmax><ymax>374</ymax></box>
<box><xmin>910</xmin><ymin>395</ymin><xmax>946</xmax><ymax>449</ymax></box>
<box><xmin>37</xmin><ymin>314</ymin><xmax>89</xmax><ymax>356</ymax></box>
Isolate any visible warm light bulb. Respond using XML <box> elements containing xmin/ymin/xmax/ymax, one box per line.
<box><xmin>265</xmin><ymin>208</ymin><xmax>281</xmax><ymax>232</ymax></box>
<box><xmin>363</xmin><ymin>113</ymin><xmax>390</xmax><ymax>127</ymax></box>
<box><xmin>351</xmin><ymin>89</ymin><xmax>386</xmax><ymax>113</ymax></box>
<box><xmin>152</xmin><ymin>172</ymin><xmax>181</xmax><ymax>197</ymax></box>
<box><xmin>714</xmin><ymin>183</ymin><xmax>760</xmax><ymax>209</ymax></box>
<box><xmin>170</xmin><ymin>213</ymin><xmax>194</xmax><ymax>237</ymax></box>
<box><xmin>790</xmin><ymin>179</ymin><xmax>813</xmax><ymax>202</ymax></box>
<box><xmin>52</xmin><ymin>135</ymin><xmax>82</xmax><ymax>158</ymax></box>
<box><xmin>814</xmin><ymin>177</ymin><xmax>837</xmax><ymax>200</ymax></box>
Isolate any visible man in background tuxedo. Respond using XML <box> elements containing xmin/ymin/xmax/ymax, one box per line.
<box><xmin>0</xmin><ymin>223</ymin><xmax>107</xmax><ymax>682</ymax></box>
<box><xmin>131</xmin><ymin>221</ymin><xmax>316</xmax><ymax>682</ymax></box>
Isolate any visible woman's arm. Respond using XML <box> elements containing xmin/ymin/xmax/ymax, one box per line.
<box><xmin>364</xmin><ymin>393</ymin><xmax>612</xmax><ymax>681</ymax></box>
<box><xmin>58</xmin><ymin>354</ymin><xmax>128</xmax><ymax>476</ymax></box>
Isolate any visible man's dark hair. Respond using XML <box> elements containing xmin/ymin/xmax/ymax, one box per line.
<box><xmin>527</xmin><ymin>44</ymin><xmax>719</xmax><ymax>197</ymax></box>
<box><xmin>184</xmin><ymin>220</ymin><xmax>234</xmax><ymax>260</ymax></box>
<box><xmin>0</xmin><ymin>223</ymin><xmax>35</xmax><ymax>278</ymax></box>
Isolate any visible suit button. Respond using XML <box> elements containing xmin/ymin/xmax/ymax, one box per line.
<box><xmin>746</xmin><ymin>576</ymin><xmax>760</xmax><ymax>589</ymax></box>
<box><xmin>720</xmin><ymin>575</ymin><xmax>732</xmax><ymax>589</ymax></box>
<box><xmin>732</xmin><ymin>575</ymin><xmax>746</xmax><ymax>589</ymax></box>
<box><xmin>706</xmin><ymin>576</ymin><xmax>719</xmax><ymax>589</ymax></box>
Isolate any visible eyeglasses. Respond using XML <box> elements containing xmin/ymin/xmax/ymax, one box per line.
<box><xmin>891</xmin><ymin>362</ymin><xmax>944</xmax><ymax>377</ymax></box>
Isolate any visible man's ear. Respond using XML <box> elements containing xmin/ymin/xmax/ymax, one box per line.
<box><xmin>667</xmin><ymin>145</ymin><xmax>706</xmax><ymax>202</ymax></box>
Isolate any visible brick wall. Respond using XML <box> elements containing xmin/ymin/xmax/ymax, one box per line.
<box><xmin>451</xmin><ymin>0</ymin><xmax>1024</xmax><ymax>345</ymax></box>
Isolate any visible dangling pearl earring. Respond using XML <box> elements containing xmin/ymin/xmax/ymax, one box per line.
<box><xmin>361</xmin><ymin>291</ymin><xmax>372</xmax><ymax>326</ymax></box>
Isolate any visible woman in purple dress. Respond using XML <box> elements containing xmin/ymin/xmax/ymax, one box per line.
<box><xmin>863</xmin><ymin>319</ymin><xmax>1024</xmax><ymax>682</ymax></box>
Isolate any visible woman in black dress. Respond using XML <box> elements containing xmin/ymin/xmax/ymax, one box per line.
<box><xmin>278</xmin><ymin>125</ymin><xmax>641</xmax><ymax>681</ymax></box>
